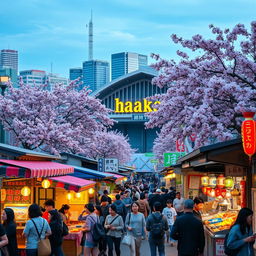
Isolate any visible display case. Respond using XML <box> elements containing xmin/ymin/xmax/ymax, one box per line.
<box><xmin>4</xmin><ymin>204</ymin><xmax>29</xmax><ymax>224</ymax></box>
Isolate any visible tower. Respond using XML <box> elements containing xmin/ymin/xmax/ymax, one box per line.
<box><xmin>88</xmin><ymin>10</ymin><xmax>93</xmax><ymax>60</ymax></box>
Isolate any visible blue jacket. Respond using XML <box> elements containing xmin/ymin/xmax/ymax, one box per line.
<box><xmin>227</xmin><ymin>224</ymin><xmax>254</xmax><ymax>256</ymax></box>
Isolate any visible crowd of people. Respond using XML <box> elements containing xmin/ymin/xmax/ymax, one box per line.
<box><xmin>0</xmin><ymin>179</ymin><xmax>254</xmax><ymax>256</ymax></box>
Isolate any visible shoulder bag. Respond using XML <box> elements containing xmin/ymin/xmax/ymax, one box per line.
<box><xmin>31</xmin><ymin>219</ymin><xmax>51</xmax><ymax>256</ymax></box>
<box><xmin>121</xmin><ymin>213</ymin><xmax>135</xmax><ymax>247</ymax></box>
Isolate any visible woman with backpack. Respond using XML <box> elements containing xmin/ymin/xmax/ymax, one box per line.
<box><xmin>23</xmin><ymin>204</ymin><xmax>52</xmax><ymax>256</ymax></box>
<box><xmin>49</xmin><ymin>209</ymin><xmax>64</xmax><ymax>256</ymax></box>
<box><xmin>104</xmin><ymin>204</ymin><xmax>124</xmax><ymax>256</ymax></box>
<box><xmin>83</xmin><ymin>203</ymin><xmax>99</xmax><ymax>256</ymax></box>
<box><xmin>125</xmin><ymin>202</ymin><xmax>146</xmax><ymax>256</ymax></box>
<box><xmin>2</xmin><ymin>208</ymin><xmax>18</xmax><ymax>255</ymax></box>
<box><xmin>226</xmin><ymin>208</ymin><xmax>255</xmax><ymax>256</ymax></box>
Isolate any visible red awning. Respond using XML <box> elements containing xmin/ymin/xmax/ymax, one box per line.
<box><xmin>0</xmin><ymin>160</ymin><xmax>74</xmax><ymax>178</ymax></box>
<box><xmin>49</xmin><ymin>176</ymin><xmax>96</xmax><ymax>192</ymax></box>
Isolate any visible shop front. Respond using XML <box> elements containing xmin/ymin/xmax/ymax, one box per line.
<box><xmin>176</xmin><ymin>139</ymin><xmax>250</xmax><ymax>256</ymax></box>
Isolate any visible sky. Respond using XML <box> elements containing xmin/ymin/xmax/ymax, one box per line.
<box><xmin>0</xmin><ymin>0</ymin><xmax>256</xmax><ymax>77</ymax></box>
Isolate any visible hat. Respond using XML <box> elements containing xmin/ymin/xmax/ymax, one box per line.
<box><xmin>184</xmin><ymin>199</ymin><xmax>194</xmax><ymax>209</ymax></box>
<box><xmin>156</xmin><ymin>189</ymin><xmax>161</xmax><ymax>193</ymax></box>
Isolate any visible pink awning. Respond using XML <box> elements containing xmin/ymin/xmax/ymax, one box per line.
<box><xmin>105</xmin><ymin>172</ymin><xmax>125</xmax><ymax>182</ymax></box>
<box><xmin>49</xmin><ymin>176</ymin><xmax>96</xmax><ymax>192</ymax></box>
<box><xmin>0</xmin><ymin>160</ymin><xmax>74</xmax><ymax>178</ymax></box>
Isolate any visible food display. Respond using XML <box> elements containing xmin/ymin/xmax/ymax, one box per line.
<box><xmin>68</xmin><ymin>224</ymin><xmax>83</xmax><ymax>233</ymax></box>
<box><xmin>4</xmin><ymin>204</ymin><xmax>29</xmax><ymax>223</ymax></box>
<box><xmin>203</xmin><ymin>211</ymin><xmax>237</xmax><ymax>233</ymax></box>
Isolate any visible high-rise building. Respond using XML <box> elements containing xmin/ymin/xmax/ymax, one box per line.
<box><xmin>0</xmin><ymin>68</ymin><xmax>18</xmax><ymax>87</ymax></box>
<box><xmin>111</xmin><ymin>52</ymin><xmax>148</xmax><ymax>80</ymax></box>
<box><xmin>83</xmin><ymin>60</ymin><xmax>109</xmax><ymax>92</ymax></box>
<box><xmin>0</xmin><ymin>49</ymin><xmax>18</xmax><ymax>73</ymax></box>
<box><xmin>19</xmin><ymin>70</ymin><xmax>68</xmax><ymax>90</ymax></box>
<box><xmin>69</xmin><ymin>68</ymin><xmax>83</xmax><ymax>81</ymax></box>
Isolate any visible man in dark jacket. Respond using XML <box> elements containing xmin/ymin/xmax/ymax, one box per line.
<box><xmin>146</xmin><ymin>202</ymin><xmax>169</xmax><ymax>256</ymax></box>
<box><xmin>171</xmin><ymin>199</ymin><xmax>205</xmax><ymax>256</ymax></box>
<box><xmin>113</xmin><ymin>194</ymin><xmax>127</xmax><ymax>221</ymax></box>
<box><xmin>149</xmin><ymin>189</ymin><xmax>164</xmax><ymax>212</ymax></box>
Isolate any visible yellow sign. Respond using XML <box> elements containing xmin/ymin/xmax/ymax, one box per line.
<box><xmin>114</xmin><ymin>98</ymin><xmax>160</xmax><ymax>113</ymax></box>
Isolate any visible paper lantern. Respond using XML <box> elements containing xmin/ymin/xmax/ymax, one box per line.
<box><xmin>206</xmin><ymin>187</ymin><xmax>212</xmax><ymax>196</ymax></box>
<box><xmin>88</xmin><ymin>188</ymin><xmax>95</xmax><ymax>195</ymax></box>
<box><xmin>209</xmin><ymin>175</ymin><xmax>217</xmax><ymax>188</ymax></box>
<box><xmin>220</xmin><ymin>189</ymin><xmax>226</xmax><ymax>198</ymax></box>
<box><xmin>224</xmin><ymin>177</ymin><xmax>234</xmax><ymax>188</ymax></box>
<box><xmin>217</xmin><ymin>175</ymin><xmax>225</xmax><ymax>188</ymax></box>
<box><xmin>202</xmin><ymin>187</ymin><xmax>208</xmax><ymax>194</ymax></box>
<box><xmin>75</xmin><ymin>192</ymin><xmax>81</xmax><ymax>198</ymax></box>
<box><xmin>66</xmin><ymin>192</ymin><xmax>72</xmax><ymax>200</ymax></box>
<box><xmin>42</xmin><ymin>179</ymin><xmax>51</xmax><ymax>189</ymax></box>
<box><xmin>241</xmin><ymin>112</ymin><xmax>256</xmax><ymax>157</ymax></box>
<box><xmin>209</xmin><ymin>188</ymin><xmax>216</xmax><ymax>197</ymax></box>
<box><xmin>21</xmin><ymin>186</ymin><xmax>31</xmax><ymax>197</ymax></box>
<box><xmin>215</xmin><ymin>188</ymin><xmax>222</xmax><ymax>197</ymax></box>
<box><xmin>201</xmin><ymin>176</ymin><xmax>209</xmax><ymax>186</ymax></box>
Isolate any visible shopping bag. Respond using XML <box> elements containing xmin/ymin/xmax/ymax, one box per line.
<box><xmin>121</xmin><ymin>234</ymin><xmax>134</xmax><ymax>247</ymax></box>
<box><xmin>37</xmin><ymin>238</ymin><xmax>51</xmax><ymax>256</ymax></box>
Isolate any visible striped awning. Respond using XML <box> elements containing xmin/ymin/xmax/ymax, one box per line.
<box><xmin>49</xmin><ymin>176</ymin><xmax>96</xmax><ymax>192</ymax></box>
<box><xmin>0</xmin><ymin>160</ymin><xmax>74</xmax><ymax>178</ymax></box>
<box><xmin>105</xmin><ymin>172</ymin><xmax>126</xmax><ymax>182</ymax></box>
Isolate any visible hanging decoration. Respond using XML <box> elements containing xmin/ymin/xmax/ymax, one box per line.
<box><xmin>241</xmin><ymin>112</ymin><xmax>256</xmax><ymax>158</ymax></box>
<box><xmin>215</xmin><ymin>188</ymin><xmax>222</xmax><ymax>197</ymax></box>
<box><xmin>209</xmin><ymin>188</ymin><xmax>216</xmax><ymax>197</ymax></box>
<box><xmin>42</xmin><ymin>179</ymin><xmax>51</xmax><ymax>189</ymax></box>
<box><xmin>224</xmin><ymin>177</ymin><xmax>234</xmax><ymax>188</ymax></box>
<box><xmin>216</xmin><ymin>174</ymin><xmax>225</xmax><ymax>188</ymax></box>
<box><xmin>201</xmin><ymin>176</ymin><xmax>209</xmax><ymax>186</ymax></box>
<box><xmin>66</xmin><ymin>192</ymin><xmax>72</xmax><ymax>200</ymax></box>
<box><xmin>21</xmin><ymin>186</ymin><xmax>31</xmax><ymax>197</ymax></box>
<box><xmin>209</xmin><ymin>175</ymin><xmax>217</xmax><ymax>188</ymax></box>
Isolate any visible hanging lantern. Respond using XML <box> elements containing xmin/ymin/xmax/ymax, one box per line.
<box><xmin>42</xmin><ymin>179</ymin><xmax>51</xmax><ymax>189</ymax></box>
<box><xmin>226</xmin><ymin>190</ymin><xmax>231</xmax><ymax>198</ymax></box>
<box><xmin>241</xmin><ymin>112</ymin><xmax>256</xmax><ymax>158</ymax></box>
<box><xmin>201</xmin><ymin>176</ymin><xmax>209</xmax><ymax>186</ymax></box>
<box><xmin>66</xmin><ymin>192</ymin><xmax>72</xmax><ymax>200</ymax></box>
<box><xmin>209</xmin><ymin>175</ymin><xmax>217</xmax><ymax>188</ymax></box>
<box><xmin>75</xmin><ymin>192</ymin><xmax>81</xmax><ymax>198</ymax></box>
<box><xmin>209</xmin><ymin>188</ymin><xmax>216</xmax><ymax>197</ymax></box>
<box><xmin>217</xmin><ymin>175</ymin><xmax>225</xmax><ymax>188</ymax></box>
<box><xmin>224</xmin><ymin>177</ymin><xmax>234</xmax><ymax>188</ymax></box>
<box><xmin>202</xmin><ymin>186</ymin><xmax>208</xmax><ymax>194</ymax></box>
<box><xmin>88</xmin><ymin>188</ymin><xmax>95</xmax><ymax>195</ymax></box>
<box><xmin>215</xmin><ymin>188</ymin><xmax>222</xmax><ymax>197</ymax></box>
<box><xmin>21</xmin><ymin>186</ymin><xmax>31</xmax><ymax>197</ymax></box>
<box><xmin>220</xmin><ymin>189</ymin><xmax>227</xmax><ymax>198</ymax></box>
<box><xmin>206</xmin><ymin>187</ymin><xmax>212</xmax><ymax>196</ymax></box>
<box><xmin>123</xmin><ymin>177</ymin><xmax>128</xmax><ymax>182</ymax></box>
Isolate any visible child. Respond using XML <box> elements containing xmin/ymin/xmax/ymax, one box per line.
<box><xmin>162</xmin><ymin>199</ymin><xmax>177</xmax><ymax>246</ymax></box>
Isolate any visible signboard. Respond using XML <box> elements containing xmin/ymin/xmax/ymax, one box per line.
<box><xmin>164</xmin><ymin>152</ymin><xmax>186</xmax><ymax>167</ymax></box>
<box><xmin>225</xmin><ymin>164</ymin><xmax>245</xmax><ymax>176</ymax></box>
<box><xmin>98</xmin><ymin>158</ymin><xmax>119</xmax><ymax>173</ymax></box>
<box><xmin>176</xmin><ymin>140</ymin><xmax>185</xmax><ymax>152</ymax></box>
<box><xmin>215</xmin><ymin>238</ymin><xmax>225</xmax><ymax>256</ymax></box>
<box><xmin>132</xmin><ymin>114</ymin><xmax>148</xmax><ymax>121</ymax></box>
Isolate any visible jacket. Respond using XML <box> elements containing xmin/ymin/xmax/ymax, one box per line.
<box><xmin>227</xmin><ymin>224</ymin><xmax>254</xmax><ymax>256</ymax></box>
<box><xmin>171</xmin><ymin>212</ymin><xmax>205</xmax><ymax>256</ymax></box>
<box><xmin>113</xmin><ymin>200</ymin><xmax>127</xmax><ymax>218</ymax></box>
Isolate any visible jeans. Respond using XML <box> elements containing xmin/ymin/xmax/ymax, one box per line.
<box><xmin>26</xmin><ymin>249</ymin><xmax>38</xmax><ymax>256</ymax></box>
<box><xmin>169</xmin><ymin>225</ymin><xmax>176</xmax><ymax>242</ymax></box>
<box><xmin>51</xmin><ymin>245</ymin><xmax>64</xmax><ymax>256</ymax></box>
<box><xmin>149</xmin><ymin>239</ymin><xmax>165</xmax><ymax>256</ymax></box>
<box><xmin>106</xmin><ymin>236</ymin><xmax>121</xmax><ymax>256</ymax></box>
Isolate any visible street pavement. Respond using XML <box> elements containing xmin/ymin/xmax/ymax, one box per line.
<box><xmin>120</xmin><ymin>239</ymin><xmax>177</xmax><ymax>256</ymax></box>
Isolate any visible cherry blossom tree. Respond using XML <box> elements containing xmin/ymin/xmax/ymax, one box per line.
<box><xmin>0</xmin><ymin>81</ymin><xmax>114</xmax><ymax>155</ymax></box>
<box><xmin>146</xmin><ymin>21</ymin><xmax>256</xmax><ymax>152</ymax></box>
<box><xmin>84</xmin><ymin>130</ymin><xmax>135</xmax><ymax>164</ymax></box>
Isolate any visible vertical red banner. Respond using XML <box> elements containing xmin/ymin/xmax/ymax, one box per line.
<box><xmin>240</xmin><ymin>180</ymin><xmax>246</xmax><ymax>208</ymax></box>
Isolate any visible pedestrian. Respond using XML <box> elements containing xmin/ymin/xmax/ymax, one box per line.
<box><xmin>171</xmin><ymin>199</ymin><xmax>205</xmax><ymax>256</ymax></box>
<box><xmin>146</xmin><ymin>202</ymin><xmax>169</xmax><ymax>256</ymax></box>
<box><xmin>193</xmin><ymin>197</ymin><xmax>204</xmax><ymax>221</ymax></box>
<box><xmin>125</xmin><ymin>202</ymin><xmax>146</xmax><ymax>256</ymax></box>
<box><xmin>101</xmin><ymin>190</ymin><xmax>112</xmax><ymax>204</ymax></box>
<box><xmin>173</xmin><ymin>192</ymin><xmax>185</xmax><ymax>216</ymax></box>
<box><xmin>43</xmin><ymin>199</ymin><xmax>57</xmax><ymax>223</ymax></box>
<box><xmin>95</xmin><ymin>206</ymin><xmax>106</xmax><ymax>256</ymax></box>
<box><xmin>83</xmin><ymin>203</ymin><xmax>98</xmax><ymax>256</ymax></box>
<box><xmin>104</xmin><ymin>204</ymin><xmax>124</xmax><ymax>256</ymax></box>
<box><xmin>137</xmin><ymin>192</ymin><xmax>150</xmax><ymax>218</ymax></box>
<box><xmin>226</xmin><ymin>208</ymin><xmax>255</xmax><ymax>256</ymax></box>
<box><xmin>59</xmin><ymin>204</ymin><xmax>71</xmax><ymax>224</ymax></box>
<box><xmin>48</xmin><ymin>209</ymin><xmax>64</xmax><ymax>256</ymax></box>
<box><xmin>23</xmin><ymin>203</ymin><xmax>52</xmax><ymax>256</ymax></box>
<box><xmin>162</xmin><ymin>199</ymin><xmax>177</xmax><ymax>246</ymax></box>
<box><xmin>113</xmin><ymin>194</ymin><xmax>127</xmax><ymax>221</ymax></box>
<box><xmin>122</xmin><ymin>190</ymin><xmax>132</xmax><ymax>213</ymax></box>
<box><xmin>2</xmin><ymin>208</ymin><xmax>17</xmax><ymax>256</ymax></box>
<box><xmin>149</xmin><ymin>189</ymin><xmax>163</xmax><ymax>212</ymax></box>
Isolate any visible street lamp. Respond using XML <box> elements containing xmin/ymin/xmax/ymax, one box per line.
<box><xmin>0</xmin><ymin>76</ymin><xmax>9</xmax><ymax>143</ymax></box>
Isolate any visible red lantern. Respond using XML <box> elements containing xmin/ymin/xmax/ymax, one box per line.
<box><xmin>220</xmin><ymin>189</ymin><xmax>226</xmax><ymax>198</ymax></box>
<box><xmin>202</xmin><ymin>187</ymin><xmax>208</xmax><ymax>194</ymax></box>
<box><xmin>241</xmin><ymin>112</ymin><xmax>256</xmax><ymax>157</ymax></box>
<box><xmin>215</xmin><ymin>188</ymin><xmax>222</xmax><ymax>197</ymax></box>
<box><xmin>217</xmin><ymin>174</ymin><xmax>225</xmax><ymax>188</ymax></box>
<box><xmin>206</xmin><ymin>187</ymin><xmax>212</xmax><ymax>196</ymax></box>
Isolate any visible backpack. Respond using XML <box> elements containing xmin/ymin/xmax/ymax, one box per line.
<box><xmin>224</xmin><ymin>230</ymin><xmax>242</xmax><ymax>256</ymax></box>
<box><xmin>114</xmin><ymin>202</ymin><xmax>125</xmax><ymax>217</ymax></box>
<box><xmin>150</xmin><ymin>214</ymin><xmax>165</xmax><ymax>239</ymax></box>
<box><xmin>90</xmin><ymin>216</ymin><xmax>105</xmax><ymax>243</ymax></box>
<box><xmin>138</xmin><ymin>200</ymin><xmax>146</xmax><ymax>214</ymax></box>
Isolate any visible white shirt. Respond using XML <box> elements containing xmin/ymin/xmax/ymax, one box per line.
<box><xmin>173</xmin><ymin>197</ymin><xmax>185</xmax><ymax>212</ymax></box>
<box><xmin>162</xmin><ymin>207</ymin><xmax>177</xmax><ymax>225</ymax></box>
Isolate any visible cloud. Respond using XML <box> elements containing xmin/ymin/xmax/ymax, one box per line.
<box><xmin>109</xmin><ymin>31</ymin><xmax>136</xmax><ymax>41</ymax></box>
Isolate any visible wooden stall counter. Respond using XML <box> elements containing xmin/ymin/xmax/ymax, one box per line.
<box><xmin>63</xmin><ymin>229</ymin><xmax>83</xmax><ymax>256</ymax></box>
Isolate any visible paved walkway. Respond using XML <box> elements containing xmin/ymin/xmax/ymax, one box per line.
<box><xmin>120</xmin><ymin>239</ymin><xmax>177</xmax><ymax>256</ymax></box>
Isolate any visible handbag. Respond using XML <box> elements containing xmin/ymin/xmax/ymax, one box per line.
<box><xmin>31</xmin><ymin>219</ymin><xmax>51</xmax><ymax>256</ymax></box>
<box><xmin>121</xmin><ymin>213</ymin><xmax>134</xmax><ymax>247</ymax></box>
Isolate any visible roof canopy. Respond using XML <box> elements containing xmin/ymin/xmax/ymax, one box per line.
<box><xmin>0</xmin><ymin>160</ymin><xmax>74</xmax><ymax>178</ymax></box>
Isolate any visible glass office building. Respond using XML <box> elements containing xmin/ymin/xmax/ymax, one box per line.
<box><xmin>83</xmin><ymin>60</ymin><xmax>110</xmax><ymax>92</ymax></box>
<box><xmin>111</xmin><ymin>52</ymin><xmax>148</xmax><ymax>80</ymax></box>
<box><xmin>0</xmin><ymin>49</ymin><xmax>18</xmax><ymax>74</ymax></box>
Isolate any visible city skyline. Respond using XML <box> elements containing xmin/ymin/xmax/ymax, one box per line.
<box><xmin>0</xmin><ymin>0</ymin><xmax>255</xmax><ymax>77</ymax></box>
